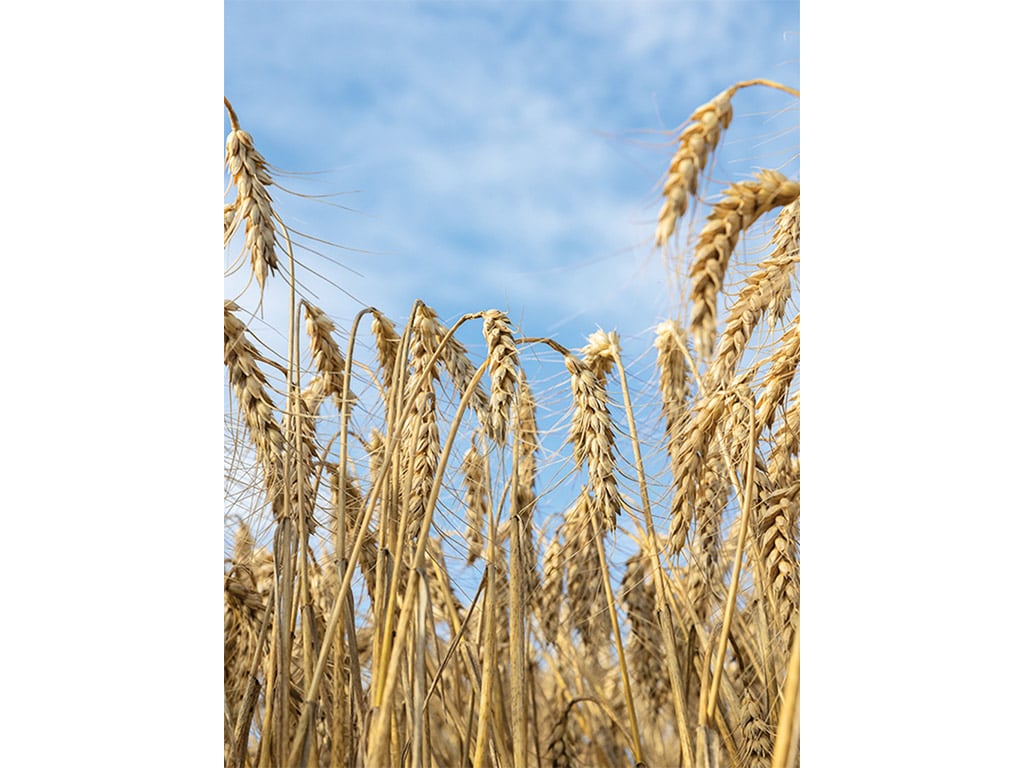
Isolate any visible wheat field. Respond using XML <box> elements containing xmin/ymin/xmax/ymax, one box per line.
<box><xmin>224</xmin><ymin>79</ymin><xmax>799</xmax><ymax>768</ymax></box>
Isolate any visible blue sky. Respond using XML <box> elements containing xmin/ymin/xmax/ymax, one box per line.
<box><xmin>224</xmin><ymin>1</ymin><xmax>800</xmax><ymax>362</ymax></box>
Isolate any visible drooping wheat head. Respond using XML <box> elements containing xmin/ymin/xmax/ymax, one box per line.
<box><xmin>688</xmin><ymin>169</ymin><xmax>800</xmax><ymax>359</ymax></box>
<box><xmin>224</xmin><ymin>300</ymin><xmax>285</xmax><ymax>515</ymax></box>
<box><xmin>655</xmin><ymin>85</ymin><xmax>737</xmax><ymax>248</ymax></box>
<box><xmin>708</xmin><ymin>198</ymin><xmax>800</xmax><ymax>389</ymax></box>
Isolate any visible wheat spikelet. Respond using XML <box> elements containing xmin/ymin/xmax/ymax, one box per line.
<box><xmin>302</xmin><ymin>302</ymin><xmax>349</xmax><ymax>410</ymax></box>
<box><xmin>224</xmin><ymin>201</ymin><xmax>238</xmax><ymax>239</ymax></box>
<box><xmin>667</xmin><ymin>389</ymin><xmax>730</xmax><ymax>552</ymax></box>
<box><xmin>224</xmin><ymin>522</ymin><xmax>273</xmax><ymax>764</ymax></box>
<box><xmin>539</xmin><ymin>536</ymin><xmax>564</xmax><ymax>645</ymax></box>
<box><xmin>689</xmin><ymin>169</ymin><xmax>800</xmax><ymax>358</ymax></box>
<box><xmin>482</xmin><ymin>310</ymin><xmax>520</xmax><ymax>444</ymax></box>
<box><xmin>655</xmin><ymin>86</ymin><xmax>737</xmax><ymax>247</ymax></box>
<box><xmin>287</xmin><ymin>393</ymin><xmax>324</xmax><ymax>533</ymax></box>
<box><xmin>225</xmin><ymin>525</ymin><xmax>266</xmax><ymax>661</ymax></box>
<box><xmin>620</xmin><ymin>553</ymin><xmax>667</xmax><ymax>713</ymax></box>
<box><xmin>736</xmin><ymin>660</ymin><xmax>773</xmax><ymax>768</ymax></box>
<box><xmin>768</xmin><ymin>391</ymin><xmax>799</xmax><ymax>490</ymax></box>
<box><xmin>492</xmin><ymin>553</ymin><xmax>512</xmax><ymax>654</ymax></box>
<box><xmin>756</xmin><ymin>316</ymin><xmax>799</xmax><ymax>435</ymax></box>
<box><xmin>580</xmin><ymin>328</ymin><xmax>618</xmax><ymax>384</ymax></box>
<box><xmin>654</xmin><ymin>319</ymin><xmax>690</xmax><ymax>432</ymax></box>
<box><xmin>514</xmin><ymin>371</ymin><xmax>539</xmax><ymax>518</ymax></box>
<box><xmin>433</xmin><ymin>315</ymin><xmax>489</xmax><ymax>427</ymax></box>
<box><xmin>757</xmin><ymin>486</ymin><xmax>799</xmax><ymax>653</ymax></box>
<box><xmin>513</xmin><ymin>373</ymin><xmax>542</xmax><ymax>600</ymax></box>
<box><xmin>370</xmin><ymin>311</ymin><xmax>401</xmax><ymax>391</ymax></box>
<box><xmin>761</xmin><ymin>394</ymin><xmax>799</xmax><ymax>651</ymax></box>
<box><xmin>461</xmin><ymin>435</ymin><xmax>489</xmax><ymax>565</ymax></box>
<box><xmin>409</xmin><ymin>304</ymin><xmax>443</xmax><ymax>382</ymax></box>
<box><xmin>654</xmin><ymin>319</ymin><xmax>696</xmax><ymax>556</ymax></box>
<box><xmin>225</xmin><ymin>300</ymin><xmax>285</xmax><ymax>512</ymax></box>
<box><xmin>400</xmin><ymin>305</ymin><xmax>444</xmax><ymax>536</ymax></box>
<box><xmin>708</xmin><ymin>199</ymin><xmax>800</xmax><ymax>388</ymax></box>
<box><xmin>685</xmin><ymin>454</ymin><xmax>728</xmax><ymax>624</ymax></box>
<box><xmin>565</xmin><ymin>354</ymin><xmax>621</xmax><ymax>533</ymax></box>
<box><xmin>224</xmin><ymin>99</ymin><xmax>279</xmax><ymax>296</ymax></box>
<box><xmin>546</xmin><ymin>698</ymin><xmax>579</xmax><ymax>768</ymax></box>
<box><xmin>764</xmin><ymin>198</ymin><xmax>800</xmax><ymax>327</ymax></box>
<box><xmin>561</xmin><ymin>491</ymin><xmax>610</xmax><ymax>648</ymax></box>
<box><xmin>403</xmin><ymin>388</ymin><xmax>439</xmax><ymax>538</ymax></box>
<box><xmin>327</xmin><ymin>463</ymin><xmax>379</xmax><ymax>592</ymax></box>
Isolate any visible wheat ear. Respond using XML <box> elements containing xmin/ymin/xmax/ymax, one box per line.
<box><xmin>461</xmin><ymin>434</ymin><xmax>490</xmax><ymax>565</ymax></box>
<box><xmin>756</xmin><ymin>316</ymin><xmax>799</xmax><ymax>435</ymax></box>
<box><xmin>655</xmin><ymin>86</ymin><xmax>736</xmax><ymax>247</ymax></box>
<box><xmin>302</xmin><ymin>301</ymin><xmax>349</xmax><ymax>410</ymax></box>
<box><xmin>565</xmin><ymin>353</ymin><xmax>621</xmax><ymax>532</ymax></box>
<box><xmin>656</xmin><ymin>79</ymin><xmax>798</xmax><ymax>248</ymax></box>
<box><xmin>689</xmin><ymin>169</ymin><xmax>800</xmax><ymax>358</ymax></box>
<box><xmin>224</xmin><ymin>98</ymin><xmax>279</xmax><ymax>296</ymax></box>
<box><xmin>224</xmin><ymin>300</ymin><xmax>285</xmax><ymax>512</ymax></box>
<box><xmin>482</xmin><ymin>309</ymin><xmax>519</xmax><ymax>444</ymax></box>
<box><xmin>708</xmin><ymin>198</ymin><xmax>800</xmax><ymax>387</ymax></box>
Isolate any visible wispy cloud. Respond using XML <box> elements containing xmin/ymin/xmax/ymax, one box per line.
<box><xmin>225</xmin><ymin>0</ymin><xmax>799</xmax><ymax>355</ymax></box>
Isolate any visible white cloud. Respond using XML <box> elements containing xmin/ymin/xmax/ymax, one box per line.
<box><xmin>224</xmin><ymin>0</ymin><xmax>800</xmax><ymax>362</ymax></box>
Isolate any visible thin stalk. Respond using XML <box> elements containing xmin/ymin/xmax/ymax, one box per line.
<box><xmin>286</xmin><ymin>353</ymin><xmax>432</xmax><ymax>765</ymax></box>
<box><xmin>705</xmin><ymin>395</ymin><xmax>758</xmax><ymax>722</ymax></box>
<box><xmin>363</xmin><ymin>357</ymin><xmax>490</xmax><ymax>765</ymax></box>
<box><xmin>331</xmin><ymin>308</ymin><xmax>374</xmax><ymax>766</ymax></box>
<box><xmin>586</xmin><ymin>513</ymin><xmax>645</xmax><ymax>766</ymax></box>
<box><xmin>470</xmin><ymin>554</ymin><xmax>498</xmax><ymax>768</ymax></box>
<box><xmin>412</xmin><ymin>568</ymin><xmax>428</xmax><ymax>768</ymax></box>
<box><xmin>232</xmin><ymin>590</ymin><xmax>274</xmax><ymax>768</ymax></box>
<box><xmin>509</xmin><ymin>433</ymin><xmax>528</xmax><ymax>768</ymax></box>
<box><xmin>258</xmin><ymin>591</ymin><xmax>279</xmax><ymax>768</ymax></box>
<box><xmin>770</xmin><ymin>620</ymin><xmax>800</xmax><ymax>768</ymax></box>
<box><xmin>611</xmin><ymin>348</ymin><xmax>695</xmax><ymax>768</ymax></box>
<box><xmin>373</xmin><ymin>302</ymin><xmax>424</xmax><ymax>708</ymax></box>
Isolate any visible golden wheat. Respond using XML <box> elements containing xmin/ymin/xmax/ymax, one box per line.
<box><xmin>224</xmin><ymin>99</ymin><xmax>279</xmax><ymax>298</ymax></box>
<box><xmin>224</xmin><ymin>79</ymin><xmax>799</xmax><ymax>768</ymax></box>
